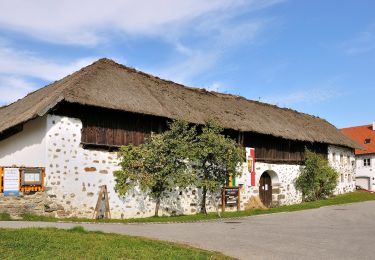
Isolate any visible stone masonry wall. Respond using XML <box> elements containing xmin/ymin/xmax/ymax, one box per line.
<box><xmin>45</xmin><ymin>115</ymin><xmax>223</xmax><ymax>218</ymax></box>
<box><xmin>328</xmin><ymin>145</ymin><xmax>356</xmax><ymax>194</ymax></box>
<box><xmin>42</xmin><ymin>115</ymin><xmax>356</xmax><ymax>219</ymax></box>
<box><xmin>0</xmin><ymin>192</ymin><xmax>63</xmax><ymax>218</ymax></box>
<box><xmin>236</xmin><ymin>162</ymin><xmax>303</xmax><ymax>208</ymax></box>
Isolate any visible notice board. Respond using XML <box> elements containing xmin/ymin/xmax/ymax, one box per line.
<box><xmin>221</xmin><ymin>187</ymin><xmax>240</xmax><ymax>211</ymax></box>
<box><xmin>3</xmin><ymin>168</ymin><xmax>20</xmax><ymax>196</ymax></box>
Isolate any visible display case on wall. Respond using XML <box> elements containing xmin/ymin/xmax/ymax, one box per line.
<box><xmin>0</xmin><ymin>167</ymin><xmax>45</xmax><ymax>194</ymax></box>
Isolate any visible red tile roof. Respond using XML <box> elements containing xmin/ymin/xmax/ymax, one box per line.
<box><xmin>341</xmin><ymin>124</ymin><xmax>375</xmax><ymax>155</ymax></box>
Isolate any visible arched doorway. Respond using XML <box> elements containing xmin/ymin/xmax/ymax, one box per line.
<box><xmin>259</xmin><ymin>172</ymin><xmax>272</xmax><ymax>207</ymax></box>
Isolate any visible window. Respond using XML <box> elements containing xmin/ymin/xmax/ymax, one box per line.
<box><xmin>347</xmin><ymin>156</ymin><xmax>350</xmax><ymax>166</ymax></box>
<box><xmin>340</xmin><ymin>174</ymin><xmax>344</xmax><ymax>183</ymax></box>
<box><xmin>340</xmin><ymin>154</ymin><xmax>343</xmax><ymax>164</ymax></box>
<box><xmin>348</xmin><ymin>174</ymin><xmax>352</xmax><ymax>182</ymax></box>
<box><xmin>332</xmin><ymin>153</ymin><xmax>336</xmax><ymax>162</ymax></box>
<box><xmin>364</xmin><ymin>138</ymin><xmax>371</xmax><ymax>144</ymax></box>
<box><xmin>364</xmin><ymin>158</ymin><xmax>371</xmax><ymax>166</ymax></box>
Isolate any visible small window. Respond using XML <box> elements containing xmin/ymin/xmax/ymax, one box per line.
<box><xmin>348</xmin><ymin>174</ymin><xmax>352</xmax><ymax>182</ymax></box>
<box><xmin>364</xmin><ymin>158</ymin><xmax>371</xmax><ymax>166</ymax></box>
<box><xmin>332</xmin><ymin>153</ymin><xmax>336</xmax><ymax>162</ymax></box>
<box><xmin>340</xmin><ymin>154</ymin><xmax>343</xmax><ymax>164</ymax></box>
<box><xmin>340</xmin><ymin>174</ymin><xmax>344</xmax><ymax>183</ymax></box>
<box><xmin>364</xmin><ymin>138</ymin><xmax>371</xmax><ymax>144</ymax></box>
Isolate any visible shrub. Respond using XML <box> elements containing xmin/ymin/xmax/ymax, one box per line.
<box><xmin>296</xmin><ymin>149</ymin><xmax>338</xmax><ymax>201</ymax></box>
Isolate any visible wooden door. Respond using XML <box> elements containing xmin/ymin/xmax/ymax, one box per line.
<box><xmin>259</xmin><ymin>172</ymin><xmax>272</xmax><ymax>207</ymax></box>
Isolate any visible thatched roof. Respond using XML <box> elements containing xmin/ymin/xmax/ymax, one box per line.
<box><xmin>0</xmin><ymin>58</ymin><xmax>359</xmax><ymax>148</ymax></box>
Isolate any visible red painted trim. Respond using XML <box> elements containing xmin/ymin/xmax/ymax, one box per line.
<box><xmin>250</xmin><ymin>148</ymin><xmax>256</xmax><ymax>186</ymax></box>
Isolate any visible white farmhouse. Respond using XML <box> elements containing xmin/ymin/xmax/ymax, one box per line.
<box><xmin>342</xmin><ymin>122</ymin><xmax>375</xmax><ymax>191</ymax></box>
<box><xmin>0</xmin><ymin>59</ymin><xmax>359</xmax><ymax>218</ymax></box>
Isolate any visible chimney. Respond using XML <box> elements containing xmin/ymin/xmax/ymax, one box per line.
<box><xmin>373</xmin><ymin>121</ymin><xmax>375</xmax><ymax>131</ymax></box>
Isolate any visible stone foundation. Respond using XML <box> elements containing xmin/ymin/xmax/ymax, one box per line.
<box><xmin>0</xmin><ymin>192</ymin><xmax>65</xmax><ymax>218</ymax></box>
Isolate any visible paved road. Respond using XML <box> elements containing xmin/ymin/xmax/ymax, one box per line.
<box><xmin>1</xmin><ymin>201</ymin><xmax>375</xmax><ymax>260</ymax></box>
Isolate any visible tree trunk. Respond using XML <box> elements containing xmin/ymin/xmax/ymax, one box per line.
<box><xmin>154</xmin><ymin>197</ymin><xmax>161</xmax><ymax>217</ymax></box>
<box><xmin>201</xmin><ymin>186</ymin><xmax>207</xmax><ymax>214</ymax></box>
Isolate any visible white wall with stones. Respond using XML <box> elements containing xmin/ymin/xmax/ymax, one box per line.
<box><xmin>45</xmin><ymin>114</ymin><xmax>222</xmax><ymax>218</ymax></box>
<box><xmin>328</xmin><ymin>145</ymin><xmax>356</xmax><ymax>194</ymax></box>
<box><xmin>41</xmin><ymin>115</ymin><xmax>356</xmax><ymax>219</ymax></box>
<box><xmin>236</xmin><ymin>162</ymin><xmax>303</xmax><ymax>207</ymax></box>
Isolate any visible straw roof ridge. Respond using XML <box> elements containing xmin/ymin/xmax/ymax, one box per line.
<box><xmin>0</xmin><ymin>57</ymin><xmax>360</xmax><ymax>149</ymax></box>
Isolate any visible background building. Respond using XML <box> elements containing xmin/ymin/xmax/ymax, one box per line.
<box><xmin>342</xmin><ymin>123</ymin><xmax>375</xmax><ymax>191</ymax></box>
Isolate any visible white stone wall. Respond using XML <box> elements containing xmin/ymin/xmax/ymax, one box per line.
<box><xmin>0</xmin><ymin>116</ymin><xmax>47</xmax><ymax>167</ymax></box>
<box><xmin>42</xmin><ymin>115</ymin><xmax>356</xmax><ymax>219</ymax></box>
<box><xmin>236</xmin><ymin>162</ymin><xmax>303</xmax><ymax>207</ymax></box>
<box><xmin>45</xmin><ymin>114</ymin><xmax>221</xmax><ymax>218</ymax></box>
<box><xmin>354</xmin><ymin>154</ymin><xmax>375</xmax><ymax>191</ymax></box>
<box><xmin>328</xmin><ymin>145</ymin><xmax>356</xmax><ymax>194</ymax></box>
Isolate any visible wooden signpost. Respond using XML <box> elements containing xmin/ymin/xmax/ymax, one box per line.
<box><xmin>221</xmin><ymin>187</ymin><xmax>240</xmax><ymax>212</ymax></box>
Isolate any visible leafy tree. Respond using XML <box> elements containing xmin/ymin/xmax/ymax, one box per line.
<box><xmin>296</xmin><ymin>149</ymin><xmax>339</xmax><ymax>201</ymax></box>
<box><xmin>114</xmin><ymin>120</ymin><xmax>196</xmax><ymax>217</ymax></box>
<box><xmin>192</xmin><ymin>119</ymin><xmax>244</xmax><ymax>214</ymax></box>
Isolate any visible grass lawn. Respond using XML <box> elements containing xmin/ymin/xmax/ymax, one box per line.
<box><xmin>0</xmin><ymin>227</ymin><xmax>231</xmax><ymax>260</ymax></box>
<box><xmin>2</xmin><ymin>191</ymin><xmax>375</xmax><ymax>224</ymax></box>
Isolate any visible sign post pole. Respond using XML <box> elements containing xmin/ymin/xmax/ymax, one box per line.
<box><xmin>221</xmin><ymin>188</ymin><xmax>225</xmax><ymax>213</ymax></box>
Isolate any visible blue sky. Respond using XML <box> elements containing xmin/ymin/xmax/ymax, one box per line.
<box><xmin>0</xmin><ymin>0</ymin><xmax>374</xmax><ymax>128</ymax></box>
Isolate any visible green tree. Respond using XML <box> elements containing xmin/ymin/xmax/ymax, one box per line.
<box><xmin>296</xmin><ymin>149</ymin><xmax>339</xmax><ymax>201</ymax></box>
<box><xmin>192</xmin><ymin>119</ymin><xmax>244</xmax><ymax>214</ymax></box>
<box><xmin>114</xmin><ymin>120</ymin><xmax>196</xmax><ymax>217</ymax></box>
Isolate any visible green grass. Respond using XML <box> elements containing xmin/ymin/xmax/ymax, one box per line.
<box><xmin>6</xmin><ymin>191</ymin><xmax>375</xmax><ymax>224</ymax></box>
<box><xmin>0</xmin><ymin>212</ymin><xmax>12</xmax><ymax>221</ymax></box>
<box><xmin>0</xmin><ymin>227</ymin><xmax>231</xmax><ymax>260</ymax></box>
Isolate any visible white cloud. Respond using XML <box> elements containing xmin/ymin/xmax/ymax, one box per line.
<box><xmin>266</xmin><ymin>88</ymin><xmax>337</xmax><ymax>105</ymax></box>
<box><xmin>0</xmin><ymin>0</ymin><xmax>285</xmax><ymax>104</ymax></box>
<box><xmin>0</xmin><ymin>44</ymin><xmax>100</xmax><ymax>105</ymax></box>
<box><xmin>264</xmin><ymin>81</ymin><xmax>344</xmax><ymax>107</ymax></box>
<box><xmin>0</xmin><ymin>0</ymin><xmax>285</xmax><ymax>46</ymax></box>
<box><xmin>343</xmin><ymin>24</ymin><xmax>375</xmax><ymax>55</ymax></box>
<box><xmin>151</xmin><ymin>49</ymin><xmax>221</xmax><ymax>85</ymax></box>
<box><xmin>145</xmin><ymin>7</ymin><xmax>269</xmax><ymax>85</ymax></box>
<box><xmin>0</xmin><ymin>0</ymin><xmax>252</xmax><ymax>45</ymax></box>
<box><xmin>0</xmin><ymin>75</ymin><xmax>36</xmax><ymax>104</ymax></box>
<box><xmin>0</xmin><ymin>46</ymin><xmax>98</xmax><ymax>81</ymax></box>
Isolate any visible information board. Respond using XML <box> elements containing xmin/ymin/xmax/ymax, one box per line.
<box><xmin>3</xmin><ymin>168</ymin><xmax>20</xmax><ymax>196</ymax></box>
<box><xmin>21</xmin><ymin>168</ymin><xmax>42</xmax><ymax>186</ymax></box>
<box><xmin>221</xmin><ymin>187</ymin><xmax>240</xmax><ymax>211</ymax></box>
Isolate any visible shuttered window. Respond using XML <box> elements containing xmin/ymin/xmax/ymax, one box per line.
<box><xmin>81</xmin><ymin>111</ymin><xmax>166</xmax><ymax>147</ymax></box>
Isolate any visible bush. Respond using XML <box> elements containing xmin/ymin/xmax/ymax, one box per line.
<box><xmin>296</xmin><ymin>150</ymin><xmax>338</xmax><ymax>201</ymax></box>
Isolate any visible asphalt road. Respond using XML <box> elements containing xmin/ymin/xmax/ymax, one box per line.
<box><xmin>1</xmin><ymin>201</ymin><xmax>375</xmax><ymax>260</ymax></box>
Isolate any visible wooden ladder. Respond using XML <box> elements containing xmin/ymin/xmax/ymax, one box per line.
<box><xmin>93</xmin><ymin>185</ymin><xmax>111</xmax><ymax>219</ymax></box>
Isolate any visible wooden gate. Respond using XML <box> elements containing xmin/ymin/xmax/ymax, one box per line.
<box><xmin>259</xmin><ymin>172</ymin><xmax>272</xmax><ymax>207</ymax></box>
